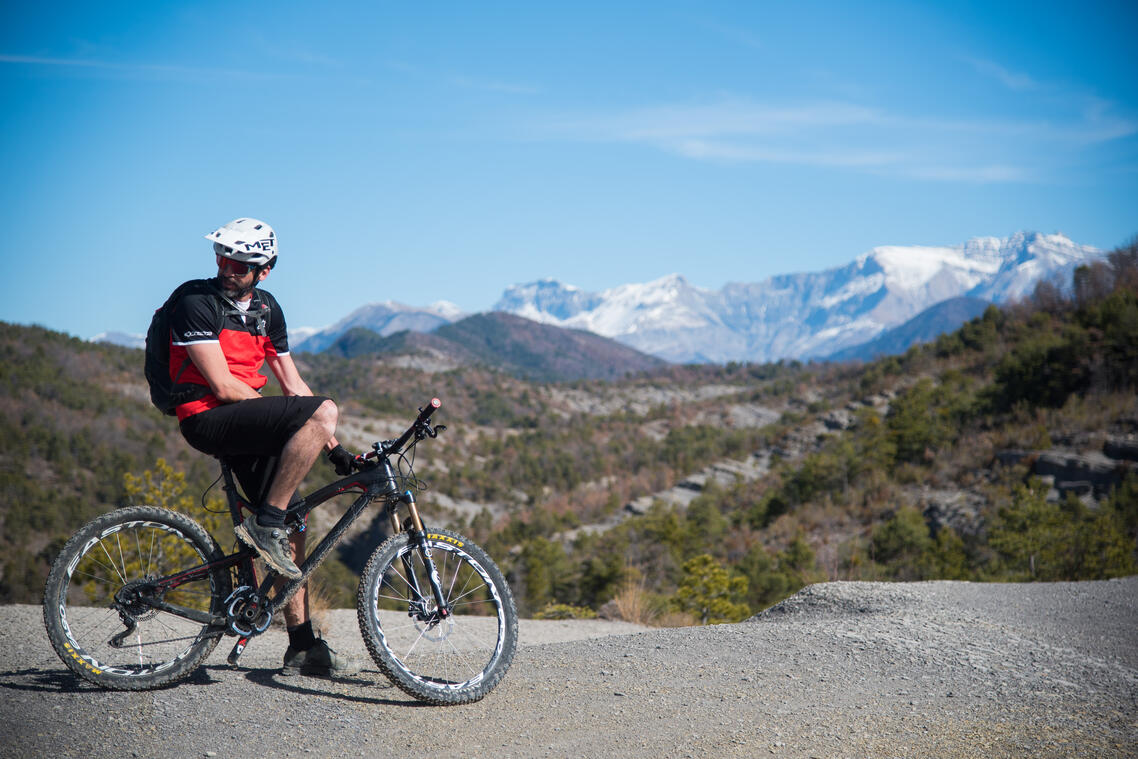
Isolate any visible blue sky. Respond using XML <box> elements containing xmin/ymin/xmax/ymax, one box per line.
<box><xmin>2</xmin><ymin>1</ymin><xmax>1136</xmax><ymax>338</ymax></box>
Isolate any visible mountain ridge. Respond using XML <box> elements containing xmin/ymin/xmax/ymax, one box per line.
<box><xmin>494</xmin><ymin>231</ymin><xmax>1100</xmax><ymax>362</ymax></box>
<box><xmin>94</xmin><ymin>231</ymin><xmax>1101</xmax><ymax>364</ymax></box>
<box><xmin>297</xmin><ymin>300</ymin><xmax>462</xmax><ymax>353</ymax></box>
<box><xmin>324</xmin><ymin>312</ymin><xmax>666</xmax><ymax>382</ymax></box>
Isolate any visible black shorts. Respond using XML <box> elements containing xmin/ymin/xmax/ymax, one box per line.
<box><xmin>180</xmin><ymin>395</ymin><xmax>330</xmax><ymax>503</ymax></box>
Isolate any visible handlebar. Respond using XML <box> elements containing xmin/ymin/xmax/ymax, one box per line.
<box><xmin>365</xmin><ymin>398</ymin><xmax>442</xmax><ymax>459</ymax></box>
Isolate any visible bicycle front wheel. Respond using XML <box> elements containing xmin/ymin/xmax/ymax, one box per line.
<box><xmin>43</xmin><ymin>506</ymin><xmax>231</xmax><ymax>690</ymax></box>
<box><xmin>357</xmin><ymin>528</ymin><xmax>518</xmax><ymax>704</ymax></box>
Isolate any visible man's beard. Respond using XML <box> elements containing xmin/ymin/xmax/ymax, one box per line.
<box><xmin>216</xmin><ymin>275</ymin><xmax>246</xmax><ymax>298</ymax></box>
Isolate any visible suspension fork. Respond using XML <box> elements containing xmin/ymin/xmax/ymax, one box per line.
<box><xmin>393</xmin><ymin>490</ymin><xmax>451</xmax><ymax>620</ymax></box>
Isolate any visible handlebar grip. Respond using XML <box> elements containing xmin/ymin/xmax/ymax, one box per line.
<box><xmin>366</xmin><ymin>399</ymin><xmax>443</xmax><ymax>459</ymax></box>
<box><xmin>384</xmin><ymin>399</ymin><xmax>443</xmax><ymax>455</ymax></box>
<box><xmin>417</xmin><ymin>398</ymin><xmax>442</xmax><ymax>423</ymax></box>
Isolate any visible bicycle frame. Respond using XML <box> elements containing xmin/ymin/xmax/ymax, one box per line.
<box><xmin>129</xmin><ymin>401</ymin><xmax>447</xmax><ymax>666</ymax></box>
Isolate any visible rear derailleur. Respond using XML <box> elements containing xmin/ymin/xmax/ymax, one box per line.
<box><xmin>108</xmin><ymin>577</ymin><xmax>160</xmax><ymax>648</ymax></box>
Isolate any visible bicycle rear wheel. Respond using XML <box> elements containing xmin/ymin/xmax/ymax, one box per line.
<box><xmin>357</xmin><ymin>528</ymin><xmax>518</xmax><ymax>704</ymax></box>
<box><xmin>43</xmin><ymin>506</ymin><xmax>231</xmax><ymax>690</ymax></box>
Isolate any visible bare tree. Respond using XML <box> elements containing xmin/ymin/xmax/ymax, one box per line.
<box><xmin>1074</xmin><ymin>260</ymin><xmax>1114</xmax><ymax>308</ymax></box>
<box><xmin>1031</xmin><ymin>277</ymin><xmax>1067</xmax><ymax>314</ymax></box>
<box><xmin>1108</xmin><ymin>235</ymin><xmax>1138</xmax><ymax>292</ymax></box>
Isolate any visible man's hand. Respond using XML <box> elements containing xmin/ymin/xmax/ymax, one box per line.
<box><xmin>327</xmin><ymin>444</ymin><xmax>356</xmax><ymax>476</ymax></box>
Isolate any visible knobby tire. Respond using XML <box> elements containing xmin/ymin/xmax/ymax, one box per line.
<box><xmin>357</xmin><ymin>528</ymin><xmax>518</xmax><ymax>705</ymax></box>
<box><xmin>43</xmin><ymin>506</ymin><xmax>231</xmax><ymax>690</ymax></box>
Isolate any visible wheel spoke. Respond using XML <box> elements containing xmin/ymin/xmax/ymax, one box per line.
<box><xmin>447</xmin><ymin>624</ymin><xmax>499</xmax><ymax>652</ymax></box>
<box><xmin>446</xmin><ymin>582</ymin><xmax>489</xmax><ymax>607</ymax></box>
<box><xmin>70</xmin><ymin>564</ymin><xmax>121</xmax><ymax>589</ymax></box>
<box><xmin>133</xmin><ymin>528</ymin><xmax>145</xmax><ymax>580</ymax></box>
<box><xmin>442</xmin><ymin>553</ymin><xmax>459</xmax><ymax>601</ymax></box>
<box><xmin>401</xmin><ymin>626</ymin><xmax>430</xmax><ymax>659</ymax></box>
<box><xmin>146</xmin><ymin>527</ymin><xmax>159</xmax><ymax>580</ymax></box>
<box><xmin>98</xmin><ymin>539</ymin><xmax>128</xmax><ymax>586</ymax></box>
<box><xmin>115</xmin><ymin>531</ymin><xmax>130</xmax><ymax>582</ymax></box>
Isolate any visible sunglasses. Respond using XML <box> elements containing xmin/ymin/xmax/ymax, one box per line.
<box><xmin>216</xmin><ymin>253</ymin><xmax>255</xmax><ymax>276</ymax></box>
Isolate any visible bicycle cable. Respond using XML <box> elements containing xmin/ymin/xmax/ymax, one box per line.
<box><xmin>394</xmin><ymin>440</ymin><xmax>428</xmax><ymax>493</ymax></box>
<box><xmin>200</xmin><ymin>471</ymin><xmax>227</xmax><ymax>514</ymax></box>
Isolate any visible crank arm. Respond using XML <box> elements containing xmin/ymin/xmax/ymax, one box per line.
<box><xmin>227</xmin><ymin>636</ymin><xmax>252</xmax><ymax>667</ymax></box>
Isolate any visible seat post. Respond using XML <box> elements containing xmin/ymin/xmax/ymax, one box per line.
<box><xmin>216</xmin><ymin>457</ymin><xmax>252</xmax><ymax>524</ymax></box>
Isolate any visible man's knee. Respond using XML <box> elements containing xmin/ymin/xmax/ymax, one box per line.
<box><xmin>310</xmin><ymin>398</ymin><xmax>338</xmax><ymax>436</ymax></box>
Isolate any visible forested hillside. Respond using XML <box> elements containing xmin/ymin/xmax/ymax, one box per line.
<box><xmin>324</xmin><ymin>311</ymin><xmax>667</xmax><ymax>382</ymax></box>
<box><xmin>2</xmin><ymin>241</ymin><xmax>1136</xmax><ymax>624</ymax></box>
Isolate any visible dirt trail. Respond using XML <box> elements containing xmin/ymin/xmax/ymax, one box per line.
<box><xmin>5</xmin><ymin>578</ymin><xmax>1136</xmax><ymax>758</ymax></box>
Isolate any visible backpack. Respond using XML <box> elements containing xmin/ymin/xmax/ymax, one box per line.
<box><xmin>144</xmin><ymin>280</ymin><xmax>270</xmax><ymax>416</ymax></box>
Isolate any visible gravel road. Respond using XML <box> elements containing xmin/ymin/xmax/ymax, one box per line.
<box><xmin>6</xmin><ymin>578</ymin><xmax>1136</xmax><ymax>758</ymax></box>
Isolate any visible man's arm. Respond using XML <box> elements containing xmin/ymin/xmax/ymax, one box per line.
<box><xmin>264</xmin><ymin>353</ymin><xmax>313</xmax><ymax>397</ymax></box>
<box><xmin>266</xmin><ymin>353</ymin><xmax>340</xmax><ymax>452</ymax></box>
<box><xmin>185</xmin><ymin>343</ymin><xmax>263</xmax><ymax>403</ymax></box>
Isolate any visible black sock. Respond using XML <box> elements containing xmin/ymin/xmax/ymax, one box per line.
<box><xmin>287</xmin><ymin>621</ymin><xmax>317</xmax><ymax>651</ymax></box>
<box><xmin>256</xmin><ymin>504</ymin><xmax>287</xmax><ymax>528</ymax></box>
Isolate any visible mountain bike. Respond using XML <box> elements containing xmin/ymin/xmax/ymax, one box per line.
<box><xmin>42</xmin><ymin>398</ymin><xmax>518</xmax><ymax>704</ymax></box>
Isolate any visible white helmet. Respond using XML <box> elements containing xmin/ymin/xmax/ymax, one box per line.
<box><xmin>206</xmin><ymin>218</ymin><xmax>277</xmax><ymax>268</ymax></box>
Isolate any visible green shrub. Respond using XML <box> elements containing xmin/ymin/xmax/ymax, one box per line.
<box><xmin>533</xmin><ymin>603</ymin><xmax>598</xmax><ymax>620</ymax></box>
<box><xmin>871</xmin><ymin>506</ymin><xmax>934</xmax><ymax>580</ymax></box>
<box><xmin>988</xmin><ymin>481</ymin><xmax>1136</xmax><ymax>581</ymax></box>
<box><xmin>671</xmin><ymin>554</ymin><xmax>751</xmax><ymax>625</ymax></box>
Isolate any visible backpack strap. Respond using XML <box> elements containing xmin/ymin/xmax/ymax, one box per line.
<box><xmin>215</xmin><ymin>286</ymin><xmax>271</xmax><ymax>337</ymax></box>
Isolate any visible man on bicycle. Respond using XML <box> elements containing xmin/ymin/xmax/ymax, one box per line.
<box><xmin>168</xmin><ymin>217</ymin><xmax>357</xmax><ymax>677</ymax></box>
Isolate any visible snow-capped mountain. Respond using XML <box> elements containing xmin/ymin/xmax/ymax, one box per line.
<box><xmin>493</xmin><ymin>232</ymin><xmax>1101</xmax><ymax>363</ymax></box>
<box><xmin>294</xmin><ymin>301</ymin><xmax>464</xmax><ymax>353</ymax></box>
<box><xmin>494</xmin><ymin>280</ymin><xmax>604</xmax><ymax>322</ymax></box>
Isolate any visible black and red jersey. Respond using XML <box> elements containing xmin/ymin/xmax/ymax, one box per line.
<box><xmin>168</xmin><ymin>279</ymin><xmax>290</xmax><ymax>420</ymax></box>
